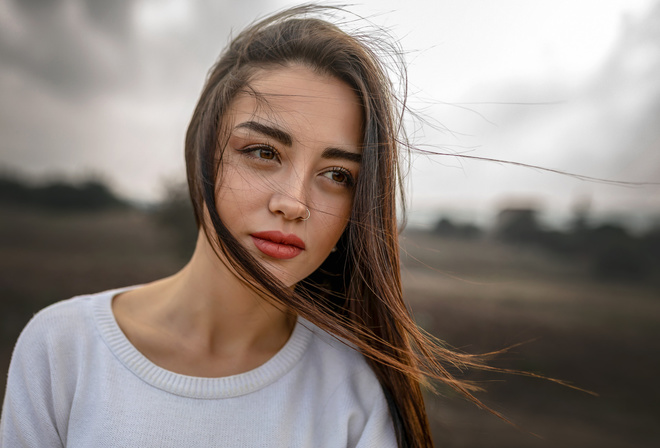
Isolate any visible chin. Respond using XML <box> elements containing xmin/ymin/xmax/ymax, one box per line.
<box><xmin>260</xmin><ymin>264</ymin><xmax>307</xmax><ymax>289</ymax></box>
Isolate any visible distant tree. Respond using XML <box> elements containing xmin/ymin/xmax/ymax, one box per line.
<box><xmin>588</xmin><ymin>224</ymin><xmax>648</xmax><ymax>280</ymax></box>
<box><xmin>641</xmin><ymin>225</ymin><xmax>660</xmax><ymax>266</ymax></box>
<box><xmin>495</xmin><ymin>208</ymin><xmax>542</xmax><ymax>243</ymax></box>
<box><xmin>491</xmin><ymin>202</ymin><xmax>654</xmax><ymax>283</ymax></box>
<box><xmin>0</xmin><ymin>174</ymin><xmax>126</xmax><ymax>211</ymax></box>
<box><xmin>433</xmin><ymin>217</ymin><xmax>481</xmax><ymax>239</ymax></box>
<box><xmin>434</xmin><ymin>218</ymin><xmax>456</xmax><ymax>236</ymax></box>
<box><xmin>0</xmin><ymin>176</ymin><xmax>31</xmax><ymax>204</ymax></box>
<box><xmin>569</xmin><ymin>195</ymin><xmax>591</xmax><ymax>236</ymax></box>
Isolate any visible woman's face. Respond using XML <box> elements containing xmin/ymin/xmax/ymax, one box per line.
<box><xmin>216</xmin><ymin>65</ymin><xmax>363</xmax><ymax>287</ymax></box>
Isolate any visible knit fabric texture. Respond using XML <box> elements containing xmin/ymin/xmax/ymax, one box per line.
<box><xmin>1</xmin><ymin>286</ymin><xmax>396</xmax><ymax>447</ymax></box>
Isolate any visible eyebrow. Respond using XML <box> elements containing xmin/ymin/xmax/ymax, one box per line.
<box><xmin>234</xmin><ymin>120</ymin><xmax>362</xmax><ymax>164</ymax></box>
<box><xmin>235</xmin><ymin>121</ymin><xmax>293</xmax><ymax>146</ymax></box>
<box><xmin>322</xmin><ymin>147</ymin><xmax>362</xmax><ymax>164</ymax></box>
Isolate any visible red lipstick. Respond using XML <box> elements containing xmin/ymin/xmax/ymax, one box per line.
<box><xmin>250</xmin><ymin>231</ymin><xmax>305</xmax><ymax>260</ymax></box>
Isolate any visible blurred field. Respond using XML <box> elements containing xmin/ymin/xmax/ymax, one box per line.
<box><xmin>1</xmin><ymin>207</ymin><xmax>659</xmax><ymax>447</ymax></box>
<box><xmin>402</xmin><ymin>231</ymin><xmax>660</xmax><ymax>447</ymax></box>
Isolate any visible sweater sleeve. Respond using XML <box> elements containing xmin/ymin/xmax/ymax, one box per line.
<box><xmin>1</xmin><ymin>310</ymin><xmax>67</xmax><ymax>448</ymax></box>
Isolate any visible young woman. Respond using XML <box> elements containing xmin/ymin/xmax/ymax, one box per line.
<box><xmin>1</xmin><ymin>5</ymin><xmax>491</xmax><ymax>447</ymax></box>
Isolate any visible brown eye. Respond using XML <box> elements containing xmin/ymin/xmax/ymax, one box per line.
<box><xmin>331</xmin><ymin>171</ymin><xmax>346</xmax><ymax>183</ymax></box>
<box><xmin>258</xmin><ymin>148</ymin><xmax>276</xmax><ymax>160</ymax></box>
<box><xmin>323</xmin><ymin>168</ymin><xmax>355</xmax><ymax>187</ymax></box>
<box><xmin>239</xmin><ymin>145</ymin><xmax>280</xmax><ymax>162</ymax></box>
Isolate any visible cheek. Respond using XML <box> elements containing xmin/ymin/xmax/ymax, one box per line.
<box><xmin>319</xmin><ymin>192</ymin><xmax>353</xmax><ymax>222</ymax></box>
<box><xmin>217</xmin><ymin>162</ymin><xmax>278</xmax><ymax>204</ymax></box>
<box><xmin>216</xmin><ymin>162</ymin><xmax>265</xmax><ymax>204</ymax></box>
<box><xmin>216</xmin><ymin>163</ymin><xmax>244</xmax><ymax>199</ymax></box>
<box><xmin>312</xmin><ymin>199</ymin><xmax>352</xmax><ymax>249</ymax></box>
<box><xmin>214</xmin><ymin>165</ymin><xmax>256</xmax><ymax>229</ymax></box>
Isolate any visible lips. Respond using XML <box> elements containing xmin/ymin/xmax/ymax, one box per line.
<box><xmin>250</xmin><ymin>231</ymin><xmax>305</xmax><ymax>260</ymax></box>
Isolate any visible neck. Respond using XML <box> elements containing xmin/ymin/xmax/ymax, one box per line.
<box><xmin>126</xmin><ymin>229</ymin><xmax>296</xmax><ymax>359</ymax></box>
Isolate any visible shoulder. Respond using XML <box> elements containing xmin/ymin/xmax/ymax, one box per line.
<box><xmin>11</xmin><ymin>287</ymin><xmax>130</xmax><ymax>365</ymax></box>
<box><xmin>2</xmin><ymin>289</ymin><xmax>121</xmax><ymax>447</ymax></box>
<box><xmin>26</xmin><ymin>294</ymin><xmax>93</xmax><ymax>328</ymax></box>
<box><xmin>15</xmin><ymin>294</ymin><xmax>93</xmax><ymax>354</ymax></box>
<box><xmin>17</xmin><ymin>291</ymin><xmax>101</xmax><ymax>346</ymax></box>
<box><xmin>4</xmin><ymin>287</ymin><xmax>137</xmax><ymax>411</ymax></box>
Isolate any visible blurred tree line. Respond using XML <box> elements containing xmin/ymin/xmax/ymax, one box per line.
<box><xmin>0</xmin><ymin>174</ymin><xmax>127</xmax><ymax>211</ymax></box>
<box><xmin>0</xmin><ymin>173</ymin><xmax>197</xmax><ymax>260</ymax></box>
<box><xmin>3</xmin><ymin>172</ymin><xmax>657</xmax><ymax>283</ymax></box>
<box><xmin>434</xmin><ymin>207</ymin><xmax>660</xmax><ymax>283</ymax></box>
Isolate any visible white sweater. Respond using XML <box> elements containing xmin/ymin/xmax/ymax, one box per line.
<box><xmin>0</xmin><ymin>287</ymin><xmax>396</xmax><ymax>447</ymax></box>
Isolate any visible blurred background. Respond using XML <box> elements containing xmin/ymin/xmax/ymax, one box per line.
<box><xmin>1</xmin><ymin>0</ymin><xmax>659</xmax><ymax>447</ymax></box>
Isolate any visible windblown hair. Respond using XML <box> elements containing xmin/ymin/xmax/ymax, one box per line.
<box><xmin>185</xmin><ymin>5</ymin><xmax>493</xmax><ymax>447</ymax></box>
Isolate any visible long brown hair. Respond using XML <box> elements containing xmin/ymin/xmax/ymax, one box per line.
<box><xmin>185</xmin><ymin>5</ymin><xmax>494</xmax><ymax>447</ymax></box>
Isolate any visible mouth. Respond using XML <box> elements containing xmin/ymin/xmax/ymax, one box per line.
<box><xmin>250</xmin><ymin>231</ymin><xmax>305</xmax><ymax>260</ymax></box>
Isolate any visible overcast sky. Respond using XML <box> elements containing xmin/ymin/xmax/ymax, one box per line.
<box><xmin>1</xmin><ymin>0</ymin><xmax>658</xmax><ymax>228</ymax></box>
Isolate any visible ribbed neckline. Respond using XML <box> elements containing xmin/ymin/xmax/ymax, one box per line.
<box><xmin>92</xmin><ymin>286</ymin><xmax>312</xmax><ymax>399</ymax></box>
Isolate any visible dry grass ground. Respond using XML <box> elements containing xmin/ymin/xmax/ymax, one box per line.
<box><xmin>1</xmin><ymin>207</ymin><xmax>658</xmax><ymax>447</ymax></box>
<box><xmin>402</xmin><ymin>230</ymin><xmax>660</xmax><ymax>447</ymax></box>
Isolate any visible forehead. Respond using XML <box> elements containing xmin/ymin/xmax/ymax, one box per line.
<box><xmin>226</xmin><ymin>65</ymin><xmax>363</xmax><ymax>149</ymax></box>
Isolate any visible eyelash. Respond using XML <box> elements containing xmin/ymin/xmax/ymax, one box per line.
<box><xmin>238</xmin><ymin>144</ymin><xmax>280</xmax><ymax>162</ymax></box>
<box><xmin>237</xmin><ymin>145</ymin><xmax>356</xmax><ymax>187</ymax></box>
<box><xmin>323</xmin><ymin>167</ymin><xmax>355</xmax><ymax>187</ymax></box>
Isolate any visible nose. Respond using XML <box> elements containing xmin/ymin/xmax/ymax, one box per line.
<box><xmin>268</xmin><ymin>192</ymin><xmax>309</xmax><ymax>221</ymax></box>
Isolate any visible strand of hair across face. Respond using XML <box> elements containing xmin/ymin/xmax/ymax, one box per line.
<box><xmin>186</xmin><ymin>5</ymin><xmax>611</xmax><ymax>447</ymax></box>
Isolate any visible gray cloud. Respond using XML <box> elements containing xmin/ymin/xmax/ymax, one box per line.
<box><xmin>0</xmin><ymin>0</ymin><xmax>137</xmax><ymax>96</ymax></box>
<box><xmin>591</xmin><ymin>1</ymin><xmax>660</xmax><ymax>181</ymax></box>
<box><xmin>410</xmin><ymin>1</ymin><xmax>660</xmax><ymax>227</ymax></box>
<box><xmin>0</xmin><ymin>0</ymin><xmax>271</xmax><ymax>200</ymax></box>
<box><xmin>4</xmin><ymin>0</ymin><xmax>656</xmax><ymax>216</ymax></box>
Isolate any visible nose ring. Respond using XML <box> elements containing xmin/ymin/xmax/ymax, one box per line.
<box><xmin>300</xmin><ymin>207</ymin><xmax>310</xmax><ymax>221</ymax></box>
